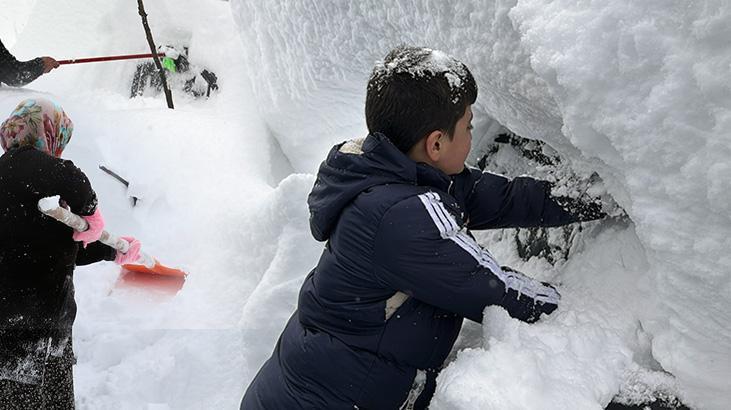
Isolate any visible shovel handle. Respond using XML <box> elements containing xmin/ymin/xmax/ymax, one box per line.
<box><xmin>57</xmin><ymin>53</ymin><xmax>166</xmax><ymax>65</ymax></box>
<box><xmin>38</xmin><ymin>198</ymin><xmax>155</xmax><ymax>268</ymax></box>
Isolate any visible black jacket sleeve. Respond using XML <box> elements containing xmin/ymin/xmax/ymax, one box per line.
<box><xmin>76</xmin><ymin>241</ymin><xmax>116</xmax><ymax>266</ymax></box>
<box><xmin>373</xmin><ymin>193</ymin><xmax>559</xmax><ymax>323</ymax></box>
<box><xmin>0</xmin><ymin>40</ymin><xmax>44</xmax><ymax>86</ymax></box>
<box><xmin>52</xmin><ymin>158</ymin><xmax>99</xmax><ymax>216</ymax></box>
<box><xmin>45</xmin><ymin>155</ymin><xmax>112</xmax><ymax>264</ymax></box>
<box><xmin>454</xmin><ymin>168</ymin><xmax>602</xmax><ymax>230</ymax></box>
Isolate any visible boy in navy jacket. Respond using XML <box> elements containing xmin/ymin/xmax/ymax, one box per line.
<box><xmin>242</xmin><ymin>46</ymin><xmax>603</xmax><ymax>409</ymax></box>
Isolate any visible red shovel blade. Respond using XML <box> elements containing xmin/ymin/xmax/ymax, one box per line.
<box><xmin>123</xmin><ymin>260</ymin><xmax>187</xmax><ymax>277</ymax></box>
<box><xmin>114</xmin><ymin>260</ymin><xmax>187</xmax><ymax>295</ymax></box>
<box><xmin>115</xmin><ymin>268</ymin><xmax>186</xmax><ymax>295</ymax></box>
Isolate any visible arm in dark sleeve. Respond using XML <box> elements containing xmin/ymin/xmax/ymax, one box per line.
<box><xmin>76</xmin><ymin>241</ymin><xmax>116</xmax><ymax>266</ymax></box>
<box><xmin>455</xmin><ymin>168</ymin><xmax>603</xmax><ymax>230</ymax></box>
<box><xmin>373</xmin><ymin>193</ymin><xmax>559</xmax><ymax>323</ymax></box>
<box><xmin>52</xmin><ymin>158</ymin><xmax>99</xmax><ymax>216</ymax></box>
<box><xmin>0</xmin><ymin>40</ymin><xmax>44</xmax><ymax>86</ymax></box>
<box><xmin>52</xmin><ymin>159</ymin><xmax>114</xmax><ymax>265</ymax></box>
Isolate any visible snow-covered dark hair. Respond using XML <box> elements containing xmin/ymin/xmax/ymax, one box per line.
<box><xmin>365</xmin><ymin>45</ymin><xmax>477</xmax><ymax>153</ymax></box>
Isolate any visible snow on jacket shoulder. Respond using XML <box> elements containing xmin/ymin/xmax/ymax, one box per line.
<box><xmin>0</xmin><ymin>40</ymin><xmax>44</xmax><ymax>87</ymax></box>
<box><xmin>242</xmin><ymin>133</ymin><xmax>579</xmax><ymax>410</ymax></box>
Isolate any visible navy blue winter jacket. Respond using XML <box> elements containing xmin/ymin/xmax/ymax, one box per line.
<box><xmin>242</xmin><ymin>133</ymin><xmax>581</xmax><ymax>409</ymax></box>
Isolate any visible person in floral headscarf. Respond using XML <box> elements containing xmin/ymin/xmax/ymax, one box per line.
<box><xmin>0</xmin><ymin>98</ymin><xmax>74</xmax><ymax>157</ymax></box>
<box><xmin>0</xmin><ymin>98</ymin><xmax>141</xmax><ymax>409</ymax></box>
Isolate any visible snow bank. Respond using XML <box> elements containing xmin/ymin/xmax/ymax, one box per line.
<box><xmin>0</xmin><ymin>1</ymin><xmax>36</xmax><ymax>49</ymax></box>
<box><xmin>237</xmin><ymin>173</ymin><xmax>323</xmax><ymax>383</ymax></box>
<box><xmin>230</xmin><ymin>0</ymin><xmax>571</xmax><ymax>174</ymax></box>
<box><xmin>232</xmin><ymin>0</ymin><xmax>731</xmax><ymax>408</ymax></box>
<box><xmin>507</xmin><ymin>2</ymin><xmax>731</xmax><ymax>408</ymax></box>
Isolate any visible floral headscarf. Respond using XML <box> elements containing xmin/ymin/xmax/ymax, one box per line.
<box><xmin>0</xmin><ymin>98</ymin><xmax>74</xmax><ymax>157</ymax></box>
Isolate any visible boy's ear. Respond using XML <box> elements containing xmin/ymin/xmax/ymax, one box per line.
<box><xmin>425</xmin><ymin>130</ymin><xmax>445</xmax><ymax>162</ymax></box>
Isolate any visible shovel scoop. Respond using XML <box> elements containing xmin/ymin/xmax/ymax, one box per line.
<box><xmin>38</xmin><ymin>197</ymin><xmax>186</xmax><ymax>291</ymax></box>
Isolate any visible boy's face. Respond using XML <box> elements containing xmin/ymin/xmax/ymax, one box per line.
<box><xmin>438</xmin><ymin>105</ymin><xmax>473</xmax><ymax>175</ymax></box>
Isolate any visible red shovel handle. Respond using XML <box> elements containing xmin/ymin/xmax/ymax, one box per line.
<box><xmin>58</xmin><ymin>52</ymin><xmax>166</xmax><ymax>65</ymax></box>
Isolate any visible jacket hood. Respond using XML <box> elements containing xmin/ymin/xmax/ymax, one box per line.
<box><xmin>308</xmin><ymin>132</ymin><xmax>451</xmax><ymax>241</ymax></box>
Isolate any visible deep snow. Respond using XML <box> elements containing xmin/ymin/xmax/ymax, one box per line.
<box><xmin>231</xmin><ymin>0</ymin><xmax>731</xmax><ymax>409</ymax></box>
<box><xmin>1</xmin><ymin>0</ymin><xmax>729</xmax><ymax>409</ymax></box>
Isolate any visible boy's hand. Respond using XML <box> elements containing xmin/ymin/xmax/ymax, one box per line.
<box><xmin>554</xmin><ymin>195</ymin><xmax>607</xmax><ymax>221</ymax></box>
<box><xmin>500</xmin><ymin>280</ymin><xmax>560</xmax><ymax>323</ymax></box>
<box><xmin>505</xmin><ymin>289</ymin><xmax>558</xmax><ymax>323</ymax></box>
<box><xmin>532</xmin><ymin>281</ymin><xmax>560</xmax><ymax>320</ymax></box>
<box><xmin>531</xmin><ymin>298</ymin><xmax>558</xmax><ymax>322</ymax></box>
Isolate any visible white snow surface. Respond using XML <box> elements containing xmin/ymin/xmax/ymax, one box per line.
<box><xmin>0</xmin><ymin>0</ymin><xmax>728</xmax><ymax>409</ymax></box>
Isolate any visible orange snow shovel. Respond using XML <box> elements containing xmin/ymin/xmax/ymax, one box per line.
<box><xmin>38</xmin><ymin>196</ymin><xmax>186</xmax><ymax>293</ymax></box>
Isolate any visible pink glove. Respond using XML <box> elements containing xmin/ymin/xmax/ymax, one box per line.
<box><xmin>115</xmin><ymin>236</ymin><xmax>141</xmax><ymax>265</ymax></box>
<box><xmin>72</xmin><ymin>208</ymin><xmax>104</xmax><ymax>247</ymax></box>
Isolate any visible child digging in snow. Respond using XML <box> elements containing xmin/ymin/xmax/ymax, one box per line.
<box><xmin>0</xmin><ymin>98</ymin><xmax>141</xmax><ymax>409</ymax></box>
<box><xmin>242</xmin><ymin>46</ymin><xmax>604</xmax><ymax>409</ymax></box>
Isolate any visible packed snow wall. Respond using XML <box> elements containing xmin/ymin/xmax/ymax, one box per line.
<box><xmin>232</xmin><ymin>1</ymin><xmax>731</xmax><ymax>409</ymax></box>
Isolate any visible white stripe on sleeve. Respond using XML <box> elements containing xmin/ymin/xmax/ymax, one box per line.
<box><xmin>417</xmin><ymin>192</ymin><xmax>560</xmax><ymax>305</ymax></box>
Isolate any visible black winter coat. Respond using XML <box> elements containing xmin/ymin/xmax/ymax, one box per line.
<box><xmin>0</xmin><ymin>146</ymin><xmax>115</xmax><ymax>384</ymax></box>
<box><xmin>0</xmin><ymin>40</ymin><xmax>44</xmax><ymax>87</ymax></box>
<box><xmin>242</xmin><ymin>133</ymin><xmax>594</xmax><ymax>409</ymax></box>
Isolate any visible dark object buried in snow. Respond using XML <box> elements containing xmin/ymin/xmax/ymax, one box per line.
<box><xmin>606</xmin><ymin>398</ymin><xmax>691</xmax><ymax>410</ymax></box>
<box><xmin>99</xmin><ymin>165</ymin><xmax>139</xmax><ymax>207</ymax></box>
<box><xmin>476</xmin><ymin>131</ymin><xmax>625</xmax><ymax>264</ymax></box>
<box><xmin>130</xmin><ymin>46</ymin><xmax>218</xmax><ymax>98</ymax></box>
<box><xmin>475</xmin><ymin>130</ymin><xmax>690</xmax><ymax>410</ymax></box>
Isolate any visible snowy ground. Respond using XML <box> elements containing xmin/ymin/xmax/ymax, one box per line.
<box><xmin>1</xmin><ymin>0</ymin><xmax>729</xmax><ymax>409</ymax></box>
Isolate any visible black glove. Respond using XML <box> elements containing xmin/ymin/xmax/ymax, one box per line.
<box><xmin>501</xmin><ymin>288</ymin><xmax>558</xmax><ymax>323</ymax></box>
<box><xmin>499</xmin><ymin>266</ymin><xmax>560</xmax><ymax>323</ymax></box>
<box><xmin>554</xmin><ymin>195</ymin><xmax>606</xmax><ymax>222</ymax></box>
